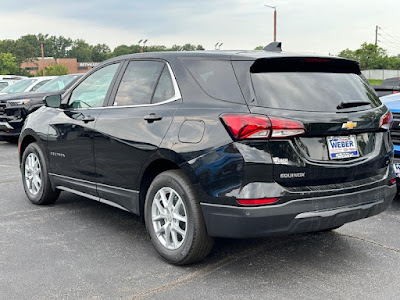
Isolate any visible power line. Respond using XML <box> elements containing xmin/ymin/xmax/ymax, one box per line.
<box><xmin>378</xmin><ymin>34</ymin><xmax>400</xmax><ymax>46</ymax></box>
<box><xmin>380</xmin><ymin>28</ymin><xmax>400</xmax><ymax>43</ymax></box>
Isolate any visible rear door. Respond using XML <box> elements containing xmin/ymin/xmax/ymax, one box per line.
<box><xmin>234</xmin><ymin>57</ymin><xmax>391</xmax><ymax>188</ymax></box>
<box><xmin>93</xmin><ymin>60</ymin><xmax>181</xmax><ymax>212</ymax></box>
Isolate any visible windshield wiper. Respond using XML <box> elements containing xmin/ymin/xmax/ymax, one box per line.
<box><xmin>336</xmin><ymin>100</ymin><xmax>371</xmax><ymax>110</ymax></box>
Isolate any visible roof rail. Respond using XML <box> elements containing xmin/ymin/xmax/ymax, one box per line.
<box><xmin>263</xmin><ymin>42</ymin><xmax>282</xmax><ymax>52</ymax></box>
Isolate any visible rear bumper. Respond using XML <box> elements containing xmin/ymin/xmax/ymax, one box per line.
<box><xmin>201</xmin><ymin>184</ymin><xmax>396</xmax><ymax>238</ymax></box>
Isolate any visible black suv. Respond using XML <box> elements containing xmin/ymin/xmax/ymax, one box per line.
<box><xmin>19</xmin><ymin>48</ymin><xmax>396</xmax><ymax>265</ymax></box>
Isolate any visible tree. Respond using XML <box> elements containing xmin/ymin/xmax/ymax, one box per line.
<box><xmin>48</xmin><ymin>36</ymin><xmax>73</xmax><ymax>59</ymax></box>
<box><xmin>67</xmin><ymin>39</ymin><xmax>92</xmax><ymax>62</ymax></box>
<box><xmin>338</xmin><ymin>42</ymin><xmax>400</xmax><ymax>70</ymax></box>
<box><xmin>0</xmin><ymin>53</ymin><xmax>20</xmax><ymax>74</ymax></box>
<box><xmin>112</xmin><ymin>44</ymin><xmax>132</xmax><ymax>57</ymax></box>
<box><xmin>0</xmin><ymin>39</ymin><xmax>36</xmax><ymax>63</ymax></box>
<box><xmin>44</xmin><ymin>64</ymin><xmax>68</xmax><ymax>76</ymax></box>
<box><xmin>254</xmin><ymin>46</ymin><xmax>263</xmax><ymax>50</ymax></box>
<box><xmin>91</xmin><ymin>43</ymin><xmax>111</xmax><ymax>62</ymax></box>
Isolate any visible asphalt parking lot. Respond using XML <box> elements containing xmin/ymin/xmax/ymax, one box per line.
<box><xmin>0</xmin><ymin>140</ymin><xmax>399</xmax><ymax>300</ymax></box>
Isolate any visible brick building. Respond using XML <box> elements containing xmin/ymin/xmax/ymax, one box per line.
<box><xmin>21</xmin><ymin>58</ymin><xmax>100</xmax><ymax>75</ymax></box>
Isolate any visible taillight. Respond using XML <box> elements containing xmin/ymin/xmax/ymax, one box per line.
<box><xmin>237</xmin><ymin>198</ymin><xmax>279</xmax><ymax>206</ymax></box>
<box><xmin>379</xmin><ymin>111</ymin><xmax>393</xmax><ymax>130</ymax></box>
<box><xmin>220</xmin><ymin>114</ymin><xmax>305</xmax><ymax>140</ymax></box>
<box><xmin>393</xmin><ymin>91</ymin><xmax>399</xmax><ymax>94</ymax></box>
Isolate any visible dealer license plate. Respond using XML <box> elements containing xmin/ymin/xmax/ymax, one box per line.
<box><xmin>394</xmin><ymin>163</ymin><xmax>400</xmax><ymax>178</ymax></box>
<box><xmin>327</xmin><ymin>135</ymin><xmax>359</xmax><ymax>160</ymax></box>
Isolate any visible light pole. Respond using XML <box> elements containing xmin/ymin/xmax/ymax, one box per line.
<box><xmin>215</xmin><ymin>42</ymin><xmax>223</xmax><ymax>50</ymax></box>
<box><xmin>139</xmin><ymin>39</ymin><xmax>148</xmax><ymax>53</ymax></box>
<box><xmin>264</xmin><ymin>4</ymin><xmax>277</xmax><ymax>42</ymax></box>
<box><xmin>39</xmin><ymin>33</ymin><xmax>49</xmax><ymax>76</ymax></box>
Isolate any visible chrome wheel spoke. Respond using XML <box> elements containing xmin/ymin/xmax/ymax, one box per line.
<box><xmin>172</xmin><ymin>223</ymin><xmax>186</xmax><ymax>238</ymax></box>
<box><xmin>24</xmin><ymin>153</ymin><xmax>42</xmax><ymax>195</ymax></box>
<box><xmin>172</xmin><ymin>212</ymin><xmax>187</xmax><ymax>223</ymax></box>
<box><xmin>152</xmin><ymin>187</ymin><xmax>188</xmax><ymax>250</ymax></box>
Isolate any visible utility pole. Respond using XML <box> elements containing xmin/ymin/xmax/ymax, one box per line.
<box><xmin>375</xmin><ymin>25</ymin><xmax>378</xmax><ymax>46</ymax></box>
<box><xmin>265</xmin><ymin>4</ymin><xmax>277</xmax><ymax>42</ymax></box>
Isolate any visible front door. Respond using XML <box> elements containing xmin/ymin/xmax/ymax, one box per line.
<box><xmin>47</xmin><ymin>62</ymin><xmax>121</xmax><ymax>196</ymax></box>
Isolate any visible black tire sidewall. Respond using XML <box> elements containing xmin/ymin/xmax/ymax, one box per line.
<box><xmin>144</xmin><ymin>171</ymin><xmax>198</xmax><ymax>264</ymax></box>
<box><xmin>21</xmin><ymin>143</ymin><xmax>49</xmax><ymax>204</ymax></box>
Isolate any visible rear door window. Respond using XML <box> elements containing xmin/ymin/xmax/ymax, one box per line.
<box><xmin>182</xmin><ymin>59</ymin><xmax>244</xmax><ymax>103</ymax></box>
<box><xmin>113</xmin><ymin>61</ymin><xmax>165</xmax><ymax>106</ymax></box>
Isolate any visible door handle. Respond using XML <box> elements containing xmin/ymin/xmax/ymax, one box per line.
<box><xmin>82</xmin><ymin>115</ymin><xmax>95</xmax><ymax>123</ymax></box>
<box><xmin>144</xmin><ymin>113</ymin><xmax>163</xmax><ymax>122</ymax></box>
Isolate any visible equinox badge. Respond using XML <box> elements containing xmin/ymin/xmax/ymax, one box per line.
<box><xmin>342</xmin><ymin>121</ymin><xmax>357</xmax><ymax>130</ymax></box>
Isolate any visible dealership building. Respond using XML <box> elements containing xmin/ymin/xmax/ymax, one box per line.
<box><xmin>21</xmin><ymin>58</ymin><xmax>100</xmax><ymax>75</ymax></box>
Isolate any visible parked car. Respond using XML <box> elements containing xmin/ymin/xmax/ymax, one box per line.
<box><xmin>0</xmin><ymin>74</ymin><xmax>82</xmax><ymax>142</ymax></box>
<box><xmin>373</xmin><ymin>77</ymin><xmax>400</xmax><ymax>97</ymax></box>
<box><xmin>0</xmin><ymin>75</ymin><xmax>28</xmax><ymax>91</ymax></box>
<box><xmin>18</xmin><ymin>47</ymin><xmax>396</xmax><ymax>265</ymax></box>
<box><xmin>380</xmin><ymin>92</ymin><xmax>400</xmax><ymax>186</ymax></box>
<box><xmin>0</xmin><ymin>76</ymin><xmax>56</xmax><ymax>96</ymax></box>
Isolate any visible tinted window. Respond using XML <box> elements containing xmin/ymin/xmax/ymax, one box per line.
<box><xmin>1</xmin><ymin>79</ymin><xmax>36</xmax><ymax>94</ymax></box>
<box><xmin>382</xmin><ymin>78</ymin><xmax>399</xmax><ymax>86</ymax></box>
<box><xmin>30</xmin><ymin>80</ymin><xmax>51</xmax><ymax>92</ymax></box>
<box><xmin>251</xmin><ymin>73</ymin><xmax>380</xmax><ymax>112</ymax></box>
<box><xmin>37</xmin><ymin>75</ymin><xmax>81</xmax><ymax>92</ymax></box>
<box><xmin>182</xmin><ymin>59</ymin><xmax>244</xmax><ymax>103</ymax></box>
<box><xmin>114</xmin><ymin>61</ymin><xmax>164</xmax><ymax>106</ymax></box>
<box><xmin>69</xmin><ymin>63</ymin><xmax>120</xmax><ymax>109</ymax></box>
<box><xmin>152</xmin><ymin>66</ymin><xmax>174</xmax><ymax>103</ymax></box>
<box><xmin>0</xmin><ymin>82</ymin><xmax>8</xmax><ymax>90</ymax></box>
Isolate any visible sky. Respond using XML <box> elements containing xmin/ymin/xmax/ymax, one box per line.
<box><xmin>1</xmin><ymin>0</ymin><xmax>400</xmax><ymax>56</ymax></box>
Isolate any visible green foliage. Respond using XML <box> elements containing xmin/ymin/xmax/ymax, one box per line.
<box><xmin>44</xmin><ymin>64</ymin><xmax>68</xmax><ymax>76</ymax></box>
<box><xmin>338</xmin><ymin>43</ymin><xmax>400</xmax><ymax>70</ymax></box>
<box><xmin>1</xmin><ymin>34</ymin><xmax>206</xmax><ymax>64</ymax></box>
<box><xmin>67</xmin><ymin>39</ymin><xmax>92</xmax><ymax>62</ymax></box>
<box><xmin>254</xmin><ymin>46</ymin><xmax>264</xmax><ymax>50</ymax></box>
<box><xmin>0</xmin><ymin>39</ymin><xmax>36</xmax><ymax>63</ymax></box>
<box><xmin>0</xmin><ymin>53</ymin><xmax>20</xmax><ymax>74</ymax></box>
<box><xmin>91</xmin><ymin>44</ymin><xmax>111</xmax><ymax>62</ymax></box>
<box><xmin>368</xmin><ymin>79</ymin><xmax>383</xmax><ymax>85</ymax></box>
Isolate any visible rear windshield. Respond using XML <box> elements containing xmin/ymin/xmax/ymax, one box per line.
<box><xmin>251</xmin><ymin>72</ymin><xmax>380</xmax><ymax>112</ymax></box>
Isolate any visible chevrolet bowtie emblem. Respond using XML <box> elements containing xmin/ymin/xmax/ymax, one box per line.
<box><xmin>342</xmin><ymin>121</ymin><xmax>357</xmax><ymax>129</ymax></box>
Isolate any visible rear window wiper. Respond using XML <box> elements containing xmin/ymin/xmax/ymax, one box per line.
<box><xmin>336</xmin><ymin>100</ymin><xmax>370</xmax><ymax>110</ymax></box>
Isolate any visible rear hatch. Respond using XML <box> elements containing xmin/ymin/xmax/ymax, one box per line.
<box><xmin>233</xmin><ymin>57</ymin><xmax>392</xmax><ymax>188</ymax></box>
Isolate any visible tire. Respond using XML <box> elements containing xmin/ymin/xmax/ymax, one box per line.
<box><xmin>21</xmin><ymin>143</ymin><xmax>60</xmax><ymax>205</ymax></box>
<box><xmin>144</xmin><ymin>170</ymin><xmax>214</xmax><ymax>265</ymax></box>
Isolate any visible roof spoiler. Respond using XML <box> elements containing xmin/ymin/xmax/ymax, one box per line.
<box><xmin>263</xmin><ymin>42</ymin><xmax>282</xmax><ymax>52</ymax></box>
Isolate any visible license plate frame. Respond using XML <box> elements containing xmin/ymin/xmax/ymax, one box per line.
<box><xmin>327</xmin><ymin>135</ymin><xmax>359</xmax><ymax>160</ymax></box>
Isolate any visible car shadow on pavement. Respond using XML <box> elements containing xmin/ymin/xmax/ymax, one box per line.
<box><xmin>54</xmin><ymin>191</ymin><xmax>364</xmax><ymax>272</ymax></box>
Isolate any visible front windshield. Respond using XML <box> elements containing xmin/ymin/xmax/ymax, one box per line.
<box><xmin>36</xmin><ymin>75</ymin><xmax>80</xmax><ymax>92</ymax></box>
<box><xmin>0</xmin><ymin>82</ymin><xmax>9</xmax><ymax>91</ymax></box>
<box><xmin>1</xmin><ymin>79</ymin><xmax>36</xmax><ymax>94</ymax></box>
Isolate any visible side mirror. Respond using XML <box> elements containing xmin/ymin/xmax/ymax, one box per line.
<box><xmin>44</xmin><ymin>94</ymin><xmax>62</xmax><ymax>108</ymax></box>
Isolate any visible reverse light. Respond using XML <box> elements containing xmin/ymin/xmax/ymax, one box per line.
<box><xmin>220</xmin><ymin>114</ymin><xmax>305</xmax><ymax>140</ymax></box>
<box><xmin>237</xmin><ymin>198</ymin><xmax>279</xmax><ymax>206</ymax></box>
<box><xmin>379</xmin><ymin>111</ymin><xmax>393</xmax><ymax>130</ymax></box>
